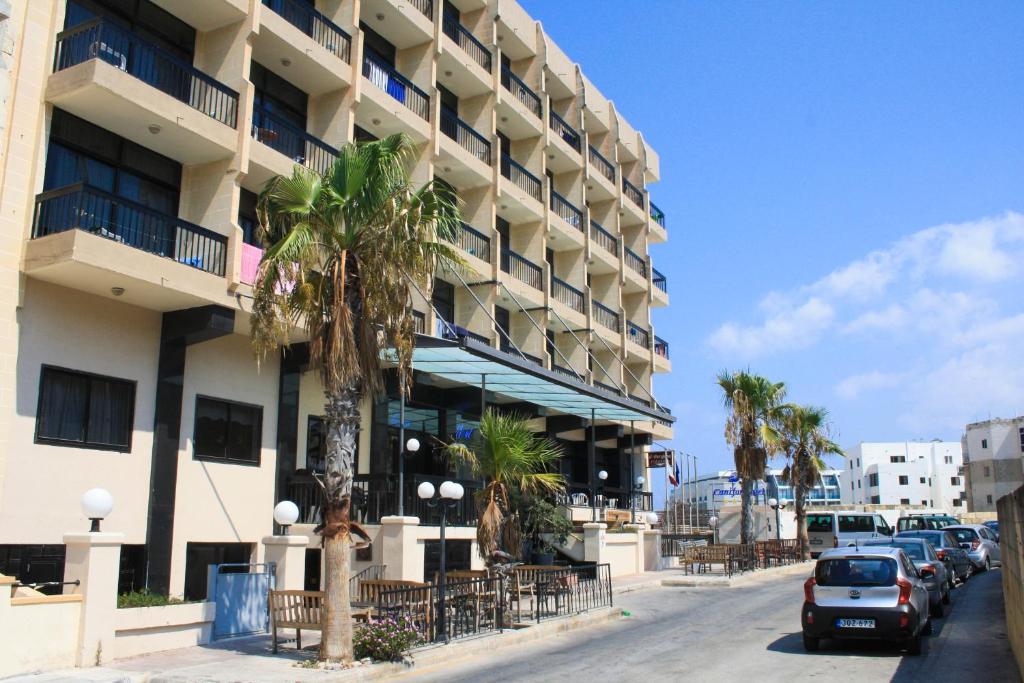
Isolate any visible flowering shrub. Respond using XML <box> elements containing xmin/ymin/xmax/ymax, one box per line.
<box><xmin>353</xmin><ymin>615</ymin><xmax>421</xmax><ymax>662</ymax></box>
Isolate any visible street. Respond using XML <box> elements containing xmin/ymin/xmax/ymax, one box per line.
<box><xmin>402</xmin><ymin>568</ymin><xmax>1019</xmax><ymax>682</ymax></box>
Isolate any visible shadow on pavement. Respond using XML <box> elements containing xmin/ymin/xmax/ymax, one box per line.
<box><xmin>766</xmin><ymin>631</ymin><xmax>906</xmax><ymax>658</ymax></box>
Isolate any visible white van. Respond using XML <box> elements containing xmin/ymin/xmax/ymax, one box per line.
<box><xmin>806</xmin><ymin>512</ymin><xmax>894</xmax><ymax>557</ymax></box>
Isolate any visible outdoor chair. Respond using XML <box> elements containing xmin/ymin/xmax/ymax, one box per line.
<box><xmin>359</xmin><ymin>579</ymin><xmax>433</xmax><ymax>634</ymax></box>
<box><xmin>269</xmin><ymin>589</ymin><xmax>322</xmax><ymax>654</ymax></box>
<box><xmin>570</xmin><ymin>492</ymin><xmax>589</xmax><ymax>507</ymax></box>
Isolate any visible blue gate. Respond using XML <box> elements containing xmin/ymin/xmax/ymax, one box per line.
<box><xmin>211</xmin><ymin>562</ymin><xmax>275</xmax><ymax>640</ymax></box>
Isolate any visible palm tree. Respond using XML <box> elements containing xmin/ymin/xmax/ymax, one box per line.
<box><xmin>447</xmin><ymin>410</ymin><xmax>565</xmax><ymax>562</ymax></box>
<box><xmin>250</xmin><ymin>133</ymin><xmax>461</xmax><ymax>663</ymax></box>
<box><xmin>771</xmin><ymin>404</ymin><xmax>843</xmax><ymax>560</ymax></box>
<box><xmin>716</xmin><ymin>370</ymin><xmax>786</xmax><ymax>544</ymax></box>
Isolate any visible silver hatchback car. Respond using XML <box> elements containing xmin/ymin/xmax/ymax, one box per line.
<box><xmin>944</xmin><ymin>524</ymin><xmax>1002</xmax><ymax>571</ymax></box>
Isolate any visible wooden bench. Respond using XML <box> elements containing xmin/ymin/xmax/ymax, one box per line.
<box><xmin>270</xmin><ymin>589</ymin><xmax>322</xmax><ymax>654</ymax></box>
<box><xmin>360</xmin><ymin>580</ymin><xmax>433</xmax><ymax>634</ymax></box>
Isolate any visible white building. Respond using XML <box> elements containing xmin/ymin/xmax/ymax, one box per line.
<box><xmin>841</xmin><ymin>441</ymin><xmax>964</xmax><ymax>511</ymax></box>
<box><xmin>680</xmin><ymin>469</ymin><xmax>843</xmax><ymax>513</ymax></box>
<box><xmin>962</xmin><ymin>417</ymin><xmax>1024</xmax><ymax>512</ymax></box>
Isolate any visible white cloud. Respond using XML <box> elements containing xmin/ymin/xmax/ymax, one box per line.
<box><xmin>707</xmin><ymin>297</ymin><xmax>834</xmax><ymax>358</ymax></box>
<box><xmin>835</xmin><ymin>370</ymin><xmax>904</xmax><ymax>400</ymax></box>
<box><xmin>843</xmin><ymin>304</ymin><xmax>907</xmax><ymax>335</ymax></box>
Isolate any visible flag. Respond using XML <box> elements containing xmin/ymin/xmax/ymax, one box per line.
<box><xmin>668</xmin><ymin>461</ymin><xmax>680</xmax><ymax>487</ymax></box>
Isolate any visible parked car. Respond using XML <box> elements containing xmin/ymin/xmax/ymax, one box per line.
<box><xmin>802</xmin><ymin>546</ymin><xmax>931</xmax><ymax>655</ymax></box>
<box><xmin>944</xmin><ymin>525</ymin><xmax>1001</xmax><ymax>571</ymax></box>
<box><xmin>806</xmin><ymin>512</ymin><xmax>894</xmax><ymax>557</ymax></box>
<box><xmin>897</xmin><ymin>529</ymin><xmax>973</xmax><ymax>584</ymax></box>
<box><xmin>862</xmin><ymin>538</ymin><xmax>950</xmax><ymax>616</ymax></box>
<box><xmin>896</xmin><ymin>514</ymin><xmax>959</xmax><ymax>532</ymax></box>
<box><xmin>983</xmin><ymin>520</ymin><xmax>1000</xmax><ymax>541</ymax></box>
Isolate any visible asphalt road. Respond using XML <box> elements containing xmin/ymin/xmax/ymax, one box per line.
<box><xmin>402</xmin><ymin>567</ymin><xmax>1019</xmax><ymax>683</ymax></box>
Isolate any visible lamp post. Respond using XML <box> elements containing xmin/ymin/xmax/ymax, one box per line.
<box><xmin>398</xmin><ymin>437</ymin><xmax>420</xmax><ymax>516</ymax></box>
<box><xmin>81</xmin><ymin>488</ymin><xmax>113</xmax><ymax>532</ymax></box>
<box><xmin>632</xmin><ymin>476</ymin><xmax>645</xmax><ymax>524</ymax></box>
<box><xmin>273</xmin><ymin>500</ymin><xmax>300</xmax><ymax>534</ymax></box>
<box><xmin>417</xmin><ymin>480</ymin><xmax>464</xmax><ymax>643</ymax></box>
<box><xmin>709</xmin><ymin>515</ymin><xmax>719</xmax><ymax>544</ymax></box>
<box><xmin>768</xmin><ymin>498</ymin><xmax>783</xmax><ymax>540</ymax></box>
<box><xmin>597</xmin><ymin>470</ymin><xmax>608</xmax><ymax>518</ymax></box>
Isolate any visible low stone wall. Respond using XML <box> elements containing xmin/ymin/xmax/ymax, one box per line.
<box><xmin>113</xmin><ymin>601</ymin><xmax>215</xmax><ymax>660</ymax></box>
<box><xmin>0</xmin><ymin>576</ymin><xmax>83</xmax><ymax>678</ymax></box>
<box><xmin>997</xmin><ymin>487</ymin><xmax>1024</xmax><ymax>678</ymax></box>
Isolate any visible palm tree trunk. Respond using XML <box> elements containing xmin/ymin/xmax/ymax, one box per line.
<box><xmin>319</xmin><ymin>386</ymin><xmax>360</xmax><ymax>663</ymax></box>
<box><xmin>740</xmin><ymin>478</ymin><xmax>754</xmax><ymax>544</ymax></box>
<box><xmin>795</xmin><ymin>481</ymin><xmax>809</xmax><ymax>560</ymax></box>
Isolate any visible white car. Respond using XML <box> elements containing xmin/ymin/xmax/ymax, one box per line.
<box><xmin>806</xmin><ymin>512</ymin><xmax>894</xmax><ymax>557</ymax></box>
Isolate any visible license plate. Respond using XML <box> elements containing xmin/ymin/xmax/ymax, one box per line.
<box><xmin>836</xmin><ymin>618</ymin><xmax>875</xmax><ymax>629</ymax></box>
<box><xmin>810</xmin><ymin>538</ymin><xmax>822</xmax><ymax>545</ymax></box>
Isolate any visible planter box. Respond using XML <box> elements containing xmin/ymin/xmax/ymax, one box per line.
<box><xmin>113</xmin><ymin>601</ymin><xmax>215</xmax><ymax>659</ymax></box>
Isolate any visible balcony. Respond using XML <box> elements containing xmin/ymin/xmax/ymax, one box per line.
<box><xmin>498</xmin><ymin>155</ymin><xmax>543</xmax><ymax>222</ymax></box>
<box><xmin>248</xmin><ymin>106</ymin><xmax>340</xmax><ymax>186</ymax></box>
<box><xmin>442</xmin><ymin>14</ymin><xmax>492</xmax><ymax>72</ymax></box>
<box><xmin>592</xmin><ymin>299</ymin><xmax>621</xmax><ymax>348</ymax></box>
<box><xmin>501</xmin><ymin>248</ymin><xmax>542</xmax><ymax>291</ymax></box>
<box><xmin>651</xmin><ymin>267</ymin><xmax>668</xmax><ymax>306</ymax></box>
<box><xmin>588</xmin><ymin>221</ymin><xmax>619</xmax><ymax>274</ymax></box>
<box><xmin>621</xmin><ymin>177</ymin><xmax>647</xmax><ymax>225</ymax></box>
<box><xmin>626</xmin><ymin>320</ymin><xmax>650</xmax><ymax>351</ymax></box>
<box><xmin>48</xmin><ymin>19</ymin><xmax>238</xmax><ymax>164</ymax></box>
<box><xmin>654</xmin><ymin>335</ymin><xmax>671</xmax><ymax>373</ymax></box>
<box><xmin>255</xmin><ymin>0</ymin><xmax>352</xmax><ymax>96</ymax></box>
<box><xmin>437</xmin><ymin>318</ymin><xmax>489</xmax><ymax>345</ymax></box>
<box><xmin>624</xmin><ymin>246</ymin><xmax>648</xmax><ymax>291</ymax></box>
<box><xmin>360</xmin><ymin>49</ymin><xmax>431</xmax><ymax>141</ymax></box>
<box><xmin>438</xmin><ymin>14</ymin><xmax>492</xmax><ymax>97</ymax></box>
<box><xmin>548</xmin><ymin>110</ymin><xmax>582</xmax><ymax>172</ymax></box>
<box><xmin>500</xmin><ymin>342</ymin><xmax>544</xmax><ymax>367</ymax></box>
<box><xmin>593</xmin><ymin>380</ymin><xmax>622</xmax><ymax>396</ymax></box>
<box><xmin>549</xmin><ymin>190</ymin><xmax>583</xmax><ymax>237</ymax></box>
<box><xmin>497</xmin><ymin>67</ymin><xmax>543</xmax><ymax>139</ymax></box>
<box><xmin>551</xmin><ymin>275</ymin><xmax>585</xmax><ymax>316</ymax></box>
<box><xmin>438</xmin><ymin>108</ymin><xmax>492</xmax><ymax>187</ymax></box>
<box><xmin>587</xmin><ymin>145</ymin><xmax>616</xmax><ymax>200</ymax></box>
<box><xmin>455</xmin><ymin>222</ymin><xmax>491</xmax><ymax>264</ymax></box>
<box><xmin>360</xmin><ymin>0</ymin><xmax>434</xmax><ymax>49</ymax></box>
<box><xmin>649</xmin><ymin>200</ymin><xmax>667</xmax><ymax>243</ymax></box>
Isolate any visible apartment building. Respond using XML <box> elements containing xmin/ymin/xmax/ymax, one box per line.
<box><xmin>841</xmin><ymin>441</ymin><xmax>965</xmax><ymax>511</ymax></box>
<box><xmin>962</xmin><ymin>417</ymin><xmax>1024</xmax><ymax>512</ymax></box>
<box><xmin>0</xmin><ymin>0</ymin><xmax>673</xmax><ymax>598</ymax></box>
<box><xmin>679</xmin><ymin>469</ymin><xmax>844</xmax><ymax>511</ymax></box>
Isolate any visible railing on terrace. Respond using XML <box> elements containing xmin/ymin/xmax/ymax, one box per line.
<box><xmin>624</xmin><ymin>247</ymin><xmax>648</xmax><ymax>277</ymax></box>
<box><xmin>362</xmin><ymin>49</ymin><xmax>430</xmax><ymax>120</ymax></box>
<box><xmin>654</xmin><ymin>336</ymin><xmax>670</xmax><ymax>360</ymax></box>
<box><xmin>456</xmin><ymin>222</ymin><xmax>490</xmax><ymax>262</ymax></box>
<box><xmin>442</xmin><ymin>14</ymin><xmax>491</xmax><ymax>71</ymax></box>
<box><xmin>501</xmin><ymin>67</ymin><xmax>541</xmax><ymax>118</ymax></box>
<box><xmin>534</xmin><ymin>564</ymin><xmax>613</xmax><ymax>622</ymax></box>
<box><xmin>550</xmin><ymin>190</ymin><xmax>582</xmax><ymax>231</ymax></box>
<box><xmin>500</xmin><ymin>343</ymin><xmax>543</xmax><ymax>367</ymax></box>
<box><xmin>440</xmin><ymin>108</ymin><xmax>491</xmax><ymax>165</ymax></box>
<box><xmin>588</xmin><ymin>145</ymin><xmax>615</xmax><ymax>183</ymax></box>
<box><xmin>435</xmin><ymin>318</ymin><xmax>489</xmax><ymax>345</ymax></box>
<box><xmin>626</xmin><ymin>320</ymin><xmax>650</xmax><ymax>349</ymax></box>
<box><xmin>261</xmin><ymin>0</ymin><xmax>351</xmax><ymax>62</ymax></box>
<box><xmin>549</xmin><ymin>110</ymin><xmax>581</xmax><ymax>152</ymax></box>
<box><xmin>622</xmin><ymin>178</ymin><xmax>644</xmax><ymax>208</ymax></box>
<box><xmin>33</xmin><ymin>183</ymin><xmax>227</xmax><ymax>276</ymax></box>
<box><xmin>650</xmin><ymin>201</ymin><xmax>666</xmax><ymax>228</ymax></box>
<box><xmin>413</xmin><ymin>310</ymin><xmax>426</xmax><ymax>334</ymax></box>
<box><xmin>551</xmin><ymin>363</ymin><xmax>579</xmax><ymax>380</ymax></box>
<box><xmin>565</xmin><ymin>485</ymin><xmax>650</xmax><ymax>512</ymax></box>
<box><xmin>501</xmin><ymin>248</ymin><xmax>542</xmax><ymax>290</ymax></box>
<box><xmin>592</xmin><ymin>300</ymin><xmax>620</xmax><ymax>333</ymax></box>
<box><xmin>652</xmin><ymin>268</ymin><xmax>667</xmax><ymax>293</ymax></box>
<box><xmin>551</xmin><ymin>276</ymin><xmax>584</xmax><ymax>314</ymax></box>
<box><xmin>408</xmin><ymin>0</ymin><xmax>432</xmax><ymax>19</ymax></box>
<box><xmin>629</xmin><ymin>393</ymin><xmax>652</xmax><ymax>407</ymax></box>
<box><xmin>501</xmin><ymin>155</ymin><xmax>542</xmax><ymax>202</ymax></box>
<box><xmin>590</xmin><ymin>221</ymin><xmax>617</xmax><ymax>255</ymax></box>
<box><xmin>593</xmin><ymin>380</ymin><xmax>622</xmax><ymax>396</ymax></box>
<box><xmin>53</xmin><ymin>18</ymin><xmax>238</xmax><ymax>128</ymax></box>
<box><xmin>377</xmin><ymin>576</ymin><xmax>503</xmax><ymax>641</ymax></box>
<box><xmin>252</xmin><ymin>106</ymin><xmax>339</xmax><ymax>175</ymax></box>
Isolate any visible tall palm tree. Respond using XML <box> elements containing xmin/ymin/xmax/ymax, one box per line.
<box><xmin>447</xmin><ymin>410</ymin><xmax>565</xmax><ymax>562</ymax></box>
<box><xmin>250</xmin><ymin>133</ymin><xmax>461</xmax><ymax>663</ymax></box>
<box><xmin>771</xmin><ymin>404</ymin><xmax>843</xmax><ymax>560</ymax></box>
<box><xmin>716</xmin><ymin>370</ymin><xmax>786</xmax><ymax>544</ymax></box>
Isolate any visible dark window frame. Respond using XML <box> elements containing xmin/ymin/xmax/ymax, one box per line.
<box><xmin>34</xmin><ymin>364</ymin><xmax>136</xmax><ymax>452</ymax></box>
<box><xmin>192</xmin><ymin>394</ymin><xmax>263</xmax><ymax>466</ymax></box>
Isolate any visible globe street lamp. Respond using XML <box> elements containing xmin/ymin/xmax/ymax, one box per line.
<box><xmin>595</xmin><ymin>470</ymin><xmax>608</xmax><ymax>521</ymax></box>
<box><xmin>81</xmin><ymin>488</ymin><xmax>113</xmax><ymax>532</ymax></box>
<box><xmin>632</xmin><ymin>476</ymin><xmax>645</xmax><ymax>524</ymax></box>
<box><xmin>273</xmin><ymin>500</ymin><xmax>300</xmax><ymax>535</ymax></box>
<box><xmin>768</xmin><ymin>497</ymin><xmax>784</xmax><ymax>541</ymax></box>
<box><xmin>709</xmin><ymin>515</ymin><xmax>719</xmax><ymax>545</ymax></box>
<box><xmin>417</xmin><ymin>480</ymin><xmax>464</xmax><ymax>643</ymax></box>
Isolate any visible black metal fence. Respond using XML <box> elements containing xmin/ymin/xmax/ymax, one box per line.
<box><xmin>376</xmin><ymin>576</ymin><xmax>503</xmax><ymax>643</ymax></box>
<box><xmin>534</xmin><ymin>564</ymin><xmax>613</xmax><ymax>622</ymax></box>
<box><xmin>502</xmin><ymin>248</ymin><xmax>543</xmax><ymax>290</ymax></box>
<box><xmin>622</xmin><ymin>178</ymin><xmax>645</xmax><ymax>208</ymax></box>
<box><xmin>363</xmin><ymin>49</ymin><xmax>430</xmax><ymax>120</ymax></box>
<box><xmin>551</xmin><ymin>276</ymin><xmax>584</xmax><ymax>314</ymax></box>
<box><xmin>590</xmin><ymin>221</ymin><xmax>618</xmax><ymax>255</ymax></box>
<box><xmin>252</xmin><ymin>106</ymin><xmax>339</xmax><ymax>175</ymax></box>
<box><xmin>550</xmin><ymin>190</ymin><xmax>582</xmax><ymax>231</ymax></box>
<box><xmin>440</xmin><ymin>108</ymin><xmax>492</xmax><ymax>164</ymax></box>
<box><xmin>593</xmin><ymin>299</ymin><xmax>621</xmax><ymax>333</ymax></box>
<box><xmin>262</xmin><ymin>0</ymin><xmax>352</xmax><ymax>63</ymax></box>
<box><xmin>501</xmin><ymin>155</ymin><xmax>542</xmax><ymax>202</ymax></box>
<box><xmin>627</xmin><ymin>320</ymin><xmax>650</xmax><ymax>349</ymax></box>
<box><xmin>550</xmin><ymin>110</ymin><xmax>581</xmax><ymax>152</ymax></box>
<box><xmin>409</xmin><ymin>0</ymin><xmax>433</xmax><ymax>19</ymax></box>
<box><xmin>624</xmin><ymin>246</ymin><xmax>648</xmax><ymax>277</ymax></box>
<box><xmin>501</xmin><ymin>67</ymin><xmax>541</xmax><ymax>118</ymax></box>
<box><xmin>442</xmin><ymin>14</ymin><xmax>492</xmax><ymax>71</ymax></box>
<box><xmin>457</xmin><ymin>223</ymin><xmax>491</xmax><ymax>262</ymax></box>
<box><xmin>588</xmin><ymin>145</ymin><xmax>616</xmax><ymax>183</ymax></box>
<box><xmin>650</xmin><ymin>201</ymin><xmax>666</xmax><ymax>228</ymax></box>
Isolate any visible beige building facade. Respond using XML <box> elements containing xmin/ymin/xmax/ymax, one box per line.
<box><xmin>0</xmin><ymin>0</ymin><xmax>673</xmax><ymax>599</ymax></box>
<box><xmin>963</xmin><ymin>417</ymin><xmax>1024</xmax><ymax>512</ymax></box>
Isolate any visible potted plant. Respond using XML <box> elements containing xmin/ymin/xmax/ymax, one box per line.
<box><xmin>523</xmin><ymin>497</ymin><xmax>573</xmax><ymax>565</ymax></box>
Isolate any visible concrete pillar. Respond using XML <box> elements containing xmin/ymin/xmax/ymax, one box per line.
<box><xmin>63</xmin><ymin>532</ymin><xmax>124</xmax><ymax>667</ymax></box>
<box><xmin>623</xmin><ymin>523</ymin><xmax>644</xmax><ymax>574</ymax></box>
<box><xmin>642</xmin><ymin>529</ymin><xmax>661</xmax><ymax>572</ymax></box>
<box><xmin>582</xmin><ymin>522</ymin><xmax>607</xmax><ymax>564</ymax></box>
<box><xmin>380</xmin><ymin>516</ymin><xmax>423</xmax><ymax>581</ymax></box>
<box><xmin>262</xmin><ymin>535</ymin><xmax>310</xmax><ymax>591</ymax></box>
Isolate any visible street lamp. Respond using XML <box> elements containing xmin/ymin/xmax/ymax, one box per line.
<box><xmin>709</xmin><ymin>515</ymin><xmax>719</xmax><ymax>544</ymax></box>
<box><xmin>273</xmin><ymin>500</ymin><xmax>300</xmax><ymax>535</ymax></box>
<box><xmin>417</xmin><ymin>480</ymin><xmax>464</xmax><ymax>643</ymax></box>
<box><xmin>597</xmin><ymin>470</ymin><xmax>608</xmax><ymax>518</ymax></box>
<box><xmin>398</xmin><ymin>436</ymin><xmax>420</xmax><ymax>516</ymax></box>
<box><xmin>768</xmin><ymin>497</ymin><xmax>784</xmax><ymax>541</ymax></box>
<box><xmin>632</xmin><ymin>476</ymin><xmax>645</xmax><ymax>524</ymax></box>
<box><xmin>81</xmin><ymin>488</ymin><xmax>113</xmax><ymax>532</ymax></box>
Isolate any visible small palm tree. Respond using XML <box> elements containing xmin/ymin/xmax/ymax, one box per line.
<box><xmin>716</xmin><ymin>370</ymin><xmax>786</xmax><ymax>544</ymax></box>
<box><xmin>771</xmin><ymin>404</ymin><xmax>844</xmax><ymax>559</ymax></box>
<box><xmin>447</xmin><ymin>410</ymin><xmax>565</xmax><ymax>562</ymax></box>
<box><xmin>250</xmin><ymin>133</ymin><xmax>461</xmax><ymax>663</ymax></box>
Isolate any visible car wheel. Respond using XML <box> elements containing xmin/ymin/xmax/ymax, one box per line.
<box><xmin>803</xmin><ymin>634</ymin><xmax>820</xmax><ymax>652</ymax></box>
<box><xmin>942</xmin><ymin>582</ymin><xmax>951</xmax><ymax>605</ymax></box>
<box><xmin>907</xmin><ymin>633</ymin><xmax>923</xmax><ymax>655</ymax></box>
<box><xmin>923</xmin><ymin>617</ymin><xmax>934</xmax><ymax>636</ymax></box>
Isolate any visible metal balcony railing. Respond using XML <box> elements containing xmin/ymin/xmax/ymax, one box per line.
<box><xmin>501</xmin><ymin>248</ymin><xmax>542</xmax><ymax>290</ymax></box>
<box><xmin>588</xmin><ymin>145</ymin><xmax>615</xmax><ymax>183</ymax></box>
<box><xmin>33</xmin><ymin>183</ymin><xmax>227</xmax><ymax>276</ymax></box>
<box><xmin>592</xmin><ymin>300</ymin><xmax>620</xmax><ymax>333</ymax></box>
<box><xmin>550</xmin><ymin>190</ymin><xmax>582</xmax><ymax>231</ymax></box>
<box><xmin>362</xmin><ymin>48</ymin><xmax>430</xmax><ymax>120</ymax></box>
<box><xmin>551</xmin><ymin>276</ymin><xmax>584</xmax><ymax>314</ymax></box>
<box><xmin>442</xmin><ymin>14</ymin><xmax>491</xmax><ymax>71</ymax></box>
<box><xmin>261</xmin><ymin>0</ymin><xmax>351</xmax><ymax>62</ymax></box>
<box><xmin>549</xmin><ymin>110</ymin><xmax>581</xmax><ymax>153</ymax></box>
<box><xmin>652</xmin><ymin>267</ymin><xmax>667</xmax><ymax>293</ymax></box>
<box><xmin>440</xmin><ymin>108</ymin><xmax>491</xmax><ymax>165</ymax></box>
<box><xmin>252</xmin><ymin>106</ymin><xmax>339</xmax><ymax>175</ymax></box>
<box><xmin>501</xmin><ymin>66</ymin><xmax>541</xmax><ymax>118</ymax></box>
<box><xmin>628</xmin><ymin>393</ymin><xmax>652</xmax><ymax>407</ymax></box>
<box><xmin>624</xmin><ymin>246</ymin><xmax>648</xmax><ymax>277</ymax></box>
<box><xmin>53</xmin><ymin>18</ymin><xmax>239</xmax><ymax>128</ymax></box>
<box><xmin>457</xmin><ymin>222</ymin><xmax>490</xmax><ymax>262</ymax></box>
<box><xmin>590</xmin><ymin>221</ymin><xmax>618</xmax><ymax>255</ymax></box>
<box><xmin>409</xmin><ymin>0</ymin><xmax>433</xmax><ymax>19</ymax></box>
<box><xmin>551</xmin><ymin>363</ymin><xmax>579</xmax><ymax>380</ymax></box>
<box><xmin>622</xmin><ymin>177</ymin><xmax>644</xmax><ymax>208</ymax></box>
<box><xmin>594</xmin><ymin>380</ymin><xmax>622</xmax><ymax>396</ymax></box>
<box><xmin>413</xmin><ymin>310</ymin><xmax>426</xmax><ymax>334</ymax></box>
<box><xmin>650</xmin><ymin>201</ymin><xmax>666</xmax><ymax>228</ymax></box>
<box><xmin>627</xmin><ymin>320</ymin><xmax>651</xmax><ymax>349</ymax></box>
<box><xmin>435</xmin><ymin>318</ymin><xmax>489</xmax><ymax>344</ymax></box>
<box><xmin>500</xmin><ymin>343</ymin><xmax>543</xmax><ymax>366</ymax></box>
<box><xmin>501</xmin><ymin>155</ymin><xmax>542</xmax><ymax>202</ymax></box>
<box><xmin>654</xmin><ymin>336</ymin><xmax>670</xmax><ymax>360</ymax></box>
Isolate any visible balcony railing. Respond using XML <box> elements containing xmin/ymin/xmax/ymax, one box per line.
<box><xmin>261</xmin><ymin>0</ymin><xmax>351</xmax><ymax>62</ymax></box>
<box><xmin>362</xmin><ymin>49</ymin><xmax>430</xmax><ymax>120</ymax></box>
<box><xmin>409</xmin><ymin>0</ymin><xmax>433</xmax><ymax>19</ymax></box>
<box><xmin>624</xmin><ymin>246</ymin><xmax>647</xmax><ymax>277</ymax></box>
<box><xmin>627</xmin><ymin>320</ymin><xmax>650</xmax><ymax>349</ymax></box>
<box><xmin>592</xmin><ymin>300</ymin><xmax>620</xmax><ymax>333</ymax></box>
<box><xmin>252</xmin><ymin>106</ymin><xmax>339</xmax><ymax>175</ymax></box>
<box><xmin>588</xmin><ymin>145</ymin><xmax>615</xmax><ymax>183</ymax></box>
<box><xmin>500</xmin><ymin>343</ymin><xmax>543</xmax><ymax>367</ymax></box>
<box><xmin>501</xmin><ymin>67</ymin><xmax>541</xmax><ymax>118</ymax></box>
<box><xmin>32</xmin><ymin>183</ymin><xmax>227</xmax><ymax>276</ymax></box>
<box><xmin>413</xmin><ymin>310</ymin><xmax>426</xmax><ymax>334</ymax></box>
<box><xmin>652</xmin><ymin>268</ymin><xmax>667</xmax><ymax>293</ymax></box>
<box><xmin>551</xmin><ymin>363</ymin><xmax>580</xmax><ymax>380</ymax></box>
<box><xmin>654</xmin><ymin>336</ymin><xmax>670</xmax><ymax>360</ymax></box>
<box><xmin>501</xmin><ymin>248</ymin><xmax>542</xmax><ymax>290</ymax></box>
<box><xmin>622</xmin><ymin>178</ymin><xmax>644</xmax><ymax>208</ymax></box>
<box><xmin>550</xmin><ymin>190</ymin><xmax>582</xmax><ymax>231</ymax></box>
<box><xmin>440</xmin><ymin>108</ymin><xmax>491</xmax><ymax>165</ymax></box>
<box><xmin>628</xmin><ymin>393</ymin><xmax>652</xmax><ymax>408</ymax></box>
<box><xmin>53</xmin><ymin>19</ymin><xmax>239</xmax><ymax>128</ymax></box>
<box><xmin>549</xmin><ymin>110</ymin><xmax>581</xmax><ymax>153</ymax></box>
<box><xmin>501</xmin><ymin>155</ymin><xmax>542</xmax><ymax>202</ymax></box>
<box><xmin>594</xmin><ymin>380</ymin><xmax>622</xmax><ymax>396</ymax></box>
<box><xmin>551</xmin><ymin>275</ymin><xmax>584</xmax><ymax>314</ymax></box>
<box><xmin>457</xmin><ymin>222</ymin><xmax>490</xmax><ymax>262</ymax></box>
<box><xmin>650</xmin><ymin>201</ymin><xmax>666</xmax><ymax>228</ymax></box>
<box><xmin>590</xmin><ymin>221</ymin><xmax>617</xmax><ymax>255</ymax></box>
<box><xmin>442</xmin><ymin>14</ymin><xmax>491</xmax><ymax>72</ymax></box>
<box><xmin>436</xmin><ymin>318</ymin><xmax>489</xmax><ymax>344</ymax></box>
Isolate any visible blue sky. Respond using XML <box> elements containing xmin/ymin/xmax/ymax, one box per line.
<box><xmin>519</xmin><ymin>1</ymin><xmax>1024</xmax><ymax>482</ymax></box>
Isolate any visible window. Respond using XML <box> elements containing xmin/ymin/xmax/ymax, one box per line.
<box><xmin>987</xmin><ymin>494</ymin><xmax>993</xmax><ymax>504</ymax></box>
<box><xmin>851</xmin><ymin>481</ymin><xmax>854</xmax><ymax>491</ymax></box>
<box><xmin>857</xmin><ymin>480</ymin><xmax>861</xmax><ymax>489</ymax></box>
<box><xmin>305</xmin><ymin>416</ymin><xmax>326</xmax><ymax>472</ymax></box>
<box><xmin>953</xmin><ymin>498</ymin><xmax>962</xmax><ymax>507</ymax></box>
<box><xmin>838</xmin><ymin>515</ymin><xmax>874</xmax><ymax>533</ymax></box>
<box><xmin>193</xmin><ymin>396</ymin><xmax>262</xmax><ymax>464</ymax></box>
<box><xmin>36</xmin><ymin>366</ymin><xmax>135</xmax><ymax>450</ymax></box>
<box><xmin>958</xmin><ymin>466</ymin><xmax>965</xmax><ymax>476</ymax></box>
<box><xmin>1019</xmin><ymin>427</ymin><xmax>1024</xmax><ymax>452</ymax></box>
<box><xmin>183</xmin><ymin>542</ymin><xmax>251</xmax><ymax>601</ymax></box>
<box><xmin>944</xmin><ymin>455</ymin><xmax>953</xmax><ymax>464</ymax></box>
<box><xmin>238</xmin><ymin>189</ymin><xmax>259</xmax><ymax>246</ymax></box>
<box><xmin>807</xmin><ymin>515</ymin><xmax>834</xmax><ymax>532</ymax></box>
<box><xmin>870</xmin><ymin>495</ymin><xmax>881</xmax><ymax>504</ymax></box>
<box><xmin>984</xmin><ymin>466</ymin><xmax>991</xmax><ymax>477</ymax></box>
<box><xmin>890</xmin><ymin>455</ymin><xmax>906</xmax><ymax>463</ymax></box>
<box><xmin>919</xmin><ymin>477</ymin><xmax>926</xmax><ymax>484</ymax></box>
<box><xmin>951</xmin><ymin>476</ymin><xmax>961</xmax><ymax>486</ymax></box>
<box><xmin>868</xmin><ymin>473</ymin><xmax>879</xmax><ymax>487</ymax></box>
<box><xmin>981</xmin><ymin>438</ymin><xmax>988</xmax><ymax>449</ymax></box>
<box><xmin>898</xmin><ymin>475</ymin><xmax>909</xmax><ymax>485</ymax></box>
<box><xmin>856</xmin><ymin>458</ymin><xmax>860</xmax><ymax>467</ymax></box>
<box><xmin>900</xmin><ymin>498</ymin><xmax>911</xmax><ymax>505</ymax></box>
<box><xmin>921</xmin><ymin>500</ymin><xmax>928</xmax><ymax>506</ymax></box>
<box><xmin>0</xmin><ymin>545</ymin><xmax>66</xmax><ymax>595</ymax></box>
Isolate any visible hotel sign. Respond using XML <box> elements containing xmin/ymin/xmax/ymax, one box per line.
<box><xmin>647</xmin><ymin>450</ymin><xmax>674</xmax><ymax>468</ymax></box>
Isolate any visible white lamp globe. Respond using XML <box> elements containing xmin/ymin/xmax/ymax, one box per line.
<box><xmin>709</xmin><ymin>516</ymin><xmax>719</xmax><ymax>527</ymax></box>
<box><xmin>439</xmin><ymin>480</ymin><xmax>464</xmax><ymax>500</ymax></box>
<box><xmin>646</xmin><ymin>512</ymin><xmax>659</xmax><ymax>525</ymax></box>
<box><xmin>768</xmin><ymin>497</ymin><xmax>778</xmax><ymax>508</ymax></box>
<box><xmin>635</xmin><ymin>476</ymin><xmax>645</xmax><ymax>487</ymax></box>
<box><xmin>417</xmin><ymin>481</ymin><xmax>436</xmax><ymax>500</ymax></box>
<box><xmin>598</xmin><ymin>470</ymin><xmax>608</xmax><ymax>481</ymax></box>
<box><xmin>406</xmin><ymin>437</ymin><xmax>421</xmax><ymax>453</ymax></box>
<box><xmin>81</xmin><ymin>488</ymin><xmax>114</xmax><ymax>520</ymax></box>
<box><xmin>273</xmin><ymin>500</ymin><xmax>300</xmax><ymax>527</ymax></box>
